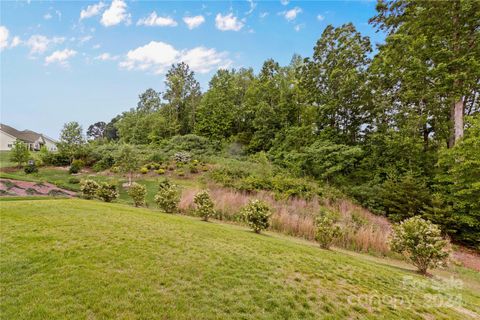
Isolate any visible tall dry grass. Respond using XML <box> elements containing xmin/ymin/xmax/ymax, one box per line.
<box><xmin>179</xmin><ymin>185</ymin><xmax>392</xmax><ymax>255</ymax></box>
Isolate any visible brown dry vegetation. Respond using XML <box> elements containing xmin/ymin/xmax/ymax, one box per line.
<box><xmin>179</xmin><ymin>185</ymin><xmax>392</xmax><ymax>255</ymax></box>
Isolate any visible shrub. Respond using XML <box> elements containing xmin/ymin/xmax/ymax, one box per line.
<box><xmin>24</xmin><ymin>163</ymin><xmax>38</xmax><ymax>174</ymax></box>
<box><xmin>315</xmin><ymin>209</ymin><xmax>341</xmax><ymax>249</ymax></box>
<box><xmin>154</xmin><ymin>183</ymin><xmax>180</xmax><ymax>213</ymax></box>
<box><xmin>390</xmin><ymin>216</ymin><xmax>450</xmax><ymax>275</ymax></box>
<box><xmin>242</xmin><ymin>199</ymin><xmax>271</xmax><ymax>233</ymax></box>
<box><xmin>80</xmin><ymin>179</ymin><xmax>99</xmax><ymax>199</ymax></box>
<box><xmin>173</xmin><ymin>151</ymin><xmax>191</xmax><ymax>164</ymax></box>
<box><xmin>155</xmin><ymin>168</ymin><xmax>165</xmax><ymax>175</ymax></box>
<box><xmin>110</xmin><ymin>166</ymin><xmax>120</xmax><ymax>173</ymax></box>
<box><xmin>175</xmin><ymin>169</ymin><xmax>185</xmax><ymax>177</ymax></box>
<box><xmin>69</xmin><ymin>159</ymin><xmax>85</xmax><ymax>174</ymax></box>
<box><xmin>68</xmin><ymin>177</ymin><xmax>80</xmax><ymax>184</ymax></box>
<box><xmin>128</xmin><ymin>182</ymin><xmax>147</xmax><ymax>207</ymax></box>
<box><xmin>140</xmin><ymin>167</ymin><xmax>148</xmax><ymax>174</ymax></box>
<box><xmin>194</xmin><ymin>190</ymin><xmax>215</xmax><ymax>221</ymax></box>
<box><xmin>96</xmin><ymin>182</ymin><xmax>119</xmax><ymax>202</ymax></box>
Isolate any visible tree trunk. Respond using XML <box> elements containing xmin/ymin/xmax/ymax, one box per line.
<box><xmin>448</xmin><ymin>97</ymin><xmax>464</xmax><ymax>148</ymax></box>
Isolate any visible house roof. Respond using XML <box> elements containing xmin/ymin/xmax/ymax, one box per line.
<box><xmin>0</xmin><ymin>123</ymin><xmax>56</xmax><ymax>144</ymax></box>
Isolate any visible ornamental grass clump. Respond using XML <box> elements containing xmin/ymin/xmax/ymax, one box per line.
<box><xmin>390</xmin><ymin>216</ymin><xmax>450</xmax><ymax>275</ymax></box>
<box><xmin>242</xmin><ymin>199</ymin><xmax>271</xmax><ymax>233</ymax></box>
<box><xmin>128</xmin><ymin>182</ymin><xmax>147</xmax><ymax>207</ymax></box>
<box><xmin>194</xmin><ymin>190</ymin><xmax>215</xmax><ymax>221</ymax></box>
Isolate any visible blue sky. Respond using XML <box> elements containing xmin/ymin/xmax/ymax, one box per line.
<box><xmin>1</xmin><ymin>0</ymin><xmax>384</xmax><ymax>139</ymax></box>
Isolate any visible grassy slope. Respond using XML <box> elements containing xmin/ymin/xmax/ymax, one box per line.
<box><xmin>1</xmin><ymin>199</ymin><xmax>479</xmax><ymax>319</ymax></box>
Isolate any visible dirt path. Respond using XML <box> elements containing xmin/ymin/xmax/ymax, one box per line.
<box><xmin>0</xmin><ymin>179</ymin><xmax>76</xmax><ymax>197</ymax></box>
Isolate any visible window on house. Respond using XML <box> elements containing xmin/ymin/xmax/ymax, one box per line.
<box><xmin>7</xmin><ymin>144</ymin><xmax>12</xmax><ymax>148</ymax></box>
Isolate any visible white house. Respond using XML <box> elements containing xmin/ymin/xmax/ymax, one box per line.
<box><xmin>0</xmin><ymin>123</ymin><xmax>58</xmax><ymax>151</ymax></box>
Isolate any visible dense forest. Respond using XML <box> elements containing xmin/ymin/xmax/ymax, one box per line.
<box><xmin>71</xmin><ymin>0</ymin><xmax>479</xmax><ymax>247</ymax></box>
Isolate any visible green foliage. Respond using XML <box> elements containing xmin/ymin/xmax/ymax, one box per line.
<box><xmin>241</xmin><ymin>199</ymin><xmax>271</xmax><ymax>233</ymax></box>
<box><xmin>435</xmin><ymin>115</ymin><xmax>480</xmax><ymax>247</ymax></box>
<box><xmin>173</xmin><ymin>151</ymin><xmax>192</xmax><ymax>164</ymax></box>
<box><xmin>96</xmin><ymin>182</ymin><xmax>119</xmax><ymax>202</ymax></box>
<box><xmin>155</xmin><ymin>168</ymin><xmax>165</xmax><ymax>175</ymax></box>
<box><xmin>24</xmin><ymin>163</ymin><xmax>38</xmax><ymax>174</ymax></box>
<box><xmin>193</xmin><ymin>190</ymin><xmax>215</xmax><ymax>221</ymax></box>
<box><xmin>10</xmin><ymin>140</ymin><xmax>30</xmax><ymax>167</ymax></box>
<box><xmin>128</xmin><ymin>182</ymin><xmax>147</xmax><ymax>207</ymax></box>
<box><xmin>69</xmin><ymin>159</ymin><xmax>84</xmax><ymax>174</ymax></box>
<box><xmin>154</xmin><ymin>182</ymin><xmax>180</xmax><ymax>213</ymax></box>
<box><xmin>80</xmin><ymin>179</ymin><xmax>99</xmax><ymax>199</ymax></box>
<box><xmin>380</xmin><ymin>173</ymin><xmax>431</xmax><ymax>222</ymax></box>
<box><xmin>315</xmin><ymin>209</ymin><xmax>341</xmax><ymax>249</ymax></box>
<box><xmin>57</xmin><ymin>121</ymin><xmax>85</xmax><ymax>163</ymax></box>
<box><xmin>303</xmin><ymin>141</ymin><xmax>363</xmax><ymax>180</ymax></box>
<box><xmin>115</xmin><ymin>144</ymin><xmax>139</xmax><ymax>185</ymax></box>
<box><xmin>140</xmin><ymin>167</ymin><xmax>148</xmax><ymax>174</ymax></box>
<box><xmin>390</xmin><ymin>216</ymin><xmax>450</xmax><ymax>275</ymax></box>
<box><xmin>68</xmin><ymin>177</ymin><xmax>80</xmax><ymax>184</ymax></box>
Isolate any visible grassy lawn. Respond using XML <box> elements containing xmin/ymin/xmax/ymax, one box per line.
<box><xmin>1</xmin><ymin>199</ymin><xmax>479</xmax><ymax>319</ymax></box>
<box><xmin>0</xmin><ymin>151</ymin><xmax>14</xmax><ymax>168</ymax></box>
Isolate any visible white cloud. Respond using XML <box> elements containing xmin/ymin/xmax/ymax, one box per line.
<box><xmin>282</xmin><ymin>7</ymin><xmax>302</xmax><ymax>21</ymax></box>
<box><xmin>95</xmin><ymin>52</ymin><xmax>118</xmax><ymax>61</ymax></box>
<box><xmin>246</xmin><ymin>0</ymin><xmax>257</xmax><ymax>15</ymax></box>
<box><xmin>45</xmin><ymin>48</ymin><xmax>77</xmax><ymax>66</ymax></box>
<box><xmin>317</xmin><ymin>14</ymin><xmax>325</xmax><ymax>21</ymax></box>
<box><xmin>120</xmin><ymin>41</ymin><xmax>231</xmax><ymax>75</ymax></box>
<box><xmin>93</xmin><ymin>44</ymin><xmax>101</xmax><ymax>49</ymax></box>
<box><xmin>215</xmin><ymin>13</ymin><xmax>244</xmax><ymax>31</ymax></box>
<box><xmin>26</xmin><ymin>35</ymin><xmax>65</xmax><ymax>55</ymax></box>
<box><xmin>11</xmin><ymin>36</ymin><xmax>22</xmax><ymax>48</ymax></box>
<box><xmin>44</xmin><ymin>13</ymin><xmax>52</xmax><ymax>20</ymax></box>
<box><xmin>80</xmin><ymin>1</ymin><xmax>106</xmax><ymax>20</ymax></box>
<box><xmin>101</xmin><ymin>0</ymin><xmax>131</xmax><ymax>27</ymax></box>
<box><xmin>259</xmin><ymin>12</ymin><xmax>269</xmax><ymax>19</ymax></box>
<box><xmin>137</xmin><ymin>12</ymin><xmax>177</xmax><ymax>27</ymax></box>
<box><xmin>78</xmin><ymin>35</ymin><xmax>93</xmax><ymax>44</ymax></box>
<box><xmin>280</xmin><ymin>0</ymin><xmax>290</xmax><ymax>5</ymax></box>
<box><xmin>183</xmin><ymin>15</ymin><xmax>205</xmax><ymax>29</ymax></box>
<box><xmin>294</xmin><ymin>23</ymin><xmax>305</xmax><ymax>32</ymax></box>
<box><xmin>0</xmin><ymin>26</ymin><xmax>9</xmax><ymax>50</ymax></box>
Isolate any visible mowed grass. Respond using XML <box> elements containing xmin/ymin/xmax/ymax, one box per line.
<box><xmin>1</xmin><ymin>199</ymin><xmax>479</xmax><ymax>319</ymax></box>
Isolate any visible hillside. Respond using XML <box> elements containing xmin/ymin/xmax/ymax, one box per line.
<box><xmin>1</xmin><ymin>199</ymin><xmax>479</xmax><ymax>319</ymax></box>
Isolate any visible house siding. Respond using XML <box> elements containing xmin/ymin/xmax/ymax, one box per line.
<box><xmin>0</xmin><ymin>130</ymin><xmax>17</xmax><ymax>151</ymax></box>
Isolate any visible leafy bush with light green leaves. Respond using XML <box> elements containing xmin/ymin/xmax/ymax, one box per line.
<box><xmin>241</xmin><ymin>199</ymin><xmax>271</xmax><ymax>233</ymax></box>
<box><xmin>80</xmin><ymin>179</ymin><xmax>99</xmax><ymax>199</ymax></box>
<box><xmin>194</xmin><ymin>190</ymin><xmax>215</xmax><ymax>221</ymax></box>
<box><xmin>128</xmin><ymin>182</ymin><xmax>147</xmax><ymax>207</ymax></box>
<box><xmin>390</xmin><ymin>216</ymin><xmax>450</xmax><ymax>275</ymax></box>
<box><xmin>69</xmin><ymin>159</ymin><xmax>85</xmax><ymax>174</ymax></box>
<box><xmin>96</xmin><ymin>182</ymin><xmax>118</xmax><ymax>203</ymax></box>
<box><xmin>154</xmin><ymin>181</ymin><xmax>180</xmax><ymax>213</ymax></box>
<box><xmin>315</xmin><ymin>209</ymin><xmax>341</xmax><ymax>249</ymax></box>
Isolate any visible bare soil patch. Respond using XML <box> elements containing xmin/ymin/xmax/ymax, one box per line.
<box><xmin>0</xmin><ymin>179</ymin><xmax>76</xmax><ymax>197</ymax></box>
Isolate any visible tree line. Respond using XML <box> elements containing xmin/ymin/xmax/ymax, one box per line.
<box><xmin>81</xmin><ymin>0</ymin><xmax>479</xmax><ymax>247</ymax></box>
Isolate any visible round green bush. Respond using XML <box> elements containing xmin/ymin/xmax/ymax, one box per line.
<box><xmin>155</xmin><ymin>168</ymin><xmax>165</xmax><ymax>175</ymax></box>
<box><xmin>154</xmin><ymin>184</ymin><xmax>180</xmax><ymax>213</ymax></box>
<box><xmin>96</xmin><ymin>182</ymin><xmax>119</xmax><ymax>202</ymax></box>
<box><xmin>140</xmin><ymin>167</ymin><xmax>149</xmax><ymax>174</ymax></box>
<box><xmin>69</xmin><ymin>159</ymin><xmax>85</xmax><ymax>174</ymax></box>
<box><xmin>390</xmin><ymin>216</ymin><xmax>450</xmax><ymax>275</ymax></box>
<box><xmin>194</xmin><ymin>190</ymin><xmax>215</xmax><ymax>221</ymax></box>
<box><xmin>80</xmin><ymin>179</ymin><xmax>99</xmax><ymax>199</ymax></box>
<box><xmin>315</xmin><ymin>209</ymin><xmax>341</xmax><ymax>249</ymax></box>
<box><xmin>24</xmin><ymin>163</ymin><xmax>38</xmax><ymax>174</ymax></box>
<box><xmin>128</xmin><ymin>182</ymin><xmax>147</xmax><ymax>207</ymax></box>
<box><xmin>241</xmin><ymin>199</ymin><xmax>271</xmax><ymax>233</ymax></box>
